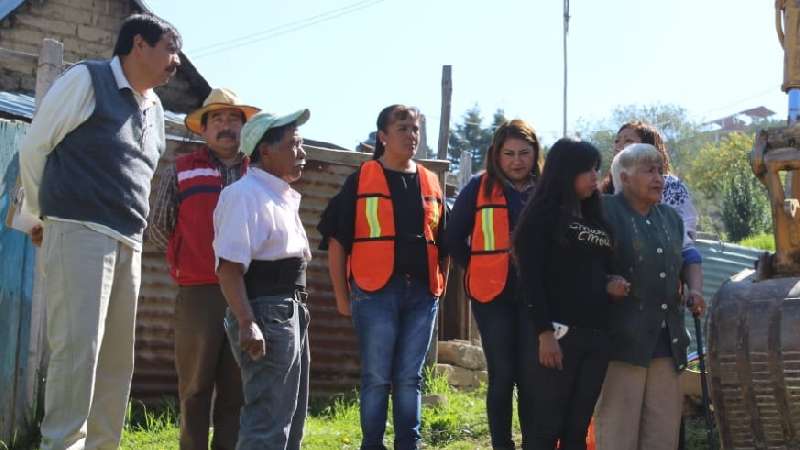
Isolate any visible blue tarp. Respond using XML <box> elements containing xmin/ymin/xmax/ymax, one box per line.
<box><xmin>0</xmin><ymin>0</ymin><xmax>25</xmax><ymax>22</ymax></box>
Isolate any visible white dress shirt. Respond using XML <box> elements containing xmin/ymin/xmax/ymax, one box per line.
<box><xmin>18</xmin><ymin>56</ymin><xmax>160</xmax><ymax>250</ymax></box>
<box><xmin>213</xmin><ymin>167</ymin><xmax>312</xmax><ymax>272</ymax></box>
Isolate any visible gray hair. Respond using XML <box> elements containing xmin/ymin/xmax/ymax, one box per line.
<box><xmin>610</xmin><ymin>143</ymin><xmax>663</xmax><ymax>194</ymax></box>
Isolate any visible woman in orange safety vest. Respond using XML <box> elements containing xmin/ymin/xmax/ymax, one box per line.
<box><xmin>445</xmin><ymin>119</ymin><xmax>542</xmax><ymax>449</ymax></box>
<box><xmin>317</xmin><ymin>104</ymin><xmax>448</xmax><ymax>450</ymax></box>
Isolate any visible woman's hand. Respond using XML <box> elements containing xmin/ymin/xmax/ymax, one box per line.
<box><xmin>538</xmin><ymin>331</ymin><xmax>563</xmax><ymax>370</ymax></box>
<box><xmin>606</xmin><ymin>275</ymin><xmax>630</xmax><ymax>299</ymax></box>
<box><xmin>336</xmin><ymin>298</ymin><xmax>352</xmax><ymax>316</ymax></box>
<box><xmin>686</xmin><ymin>290</ymin><xmax>706</xmax><ymax>317</ymax></box>
<box><xmin>328</xmin><ymin>239</ymin><xmax>352</xmax><ymax>316</ymax></box>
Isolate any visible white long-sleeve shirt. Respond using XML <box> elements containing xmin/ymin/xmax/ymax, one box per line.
<box><xmin>213</xmin><ymin>167</ymin><xmax>312</xmax><ymax>272</ymax></box>
<box><xmin>18</xmin><ymin>56</ymin><xmax>159</xmax><ymax>250</ymax></box>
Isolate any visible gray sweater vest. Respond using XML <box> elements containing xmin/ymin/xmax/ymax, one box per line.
<box><xmin>40</xmin><ymin>60</ymin><xmax>165</xmax><ymax>243</ymax></box>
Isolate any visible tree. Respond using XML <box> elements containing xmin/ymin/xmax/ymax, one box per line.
<box><xmin>686</xmin><ymin>132</ymin><xmax>771</xmax><ymax>240</ymax></box>
<box><xmin>575</xmin><ymin>103</ymin><xmax>706</xmax><ymax>175</ymax></box>
<box><xmin>448</xmin><ymin>105</ymin><xmax>507</xmax><ymax>173</ymax></box>
<box><xmin>684</xmin><ymin>132</ymin><xmax>754</xmax><ymax>201</ymax></box>
<box><xmin>721</xmin><ymin>171</ymin><xmax>770</xmax><ymax>241</ymax></box>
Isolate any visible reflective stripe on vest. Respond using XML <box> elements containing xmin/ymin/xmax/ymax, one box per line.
<box><xmin>465</xmin><ymin>174</ymin><xmax>510</xmax><ymax>302</ymax></box>
<box><xmin>350</xmin><ymin>160</ymin><xmax>445</xmax><ymax>296</ymax></box>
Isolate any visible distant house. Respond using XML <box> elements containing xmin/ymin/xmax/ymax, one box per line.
<box><xmin>0</xmin><ymin>0</ymin><xmax>210</xmax><ymax>113</ymax></box>
<box><xmin>702</xmin><ymin>106</ymin><xmax>778</xmax><ymax>137</ymax></box>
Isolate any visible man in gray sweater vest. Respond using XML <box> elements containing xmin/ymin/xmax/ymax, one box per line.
<box><xmin>19</xmin><ymin>14</ymin><xmax>181</xmax><ymax>450</ymax></box>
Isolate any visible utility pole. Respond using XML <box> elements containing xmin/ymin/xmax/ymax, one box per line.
<box><xmin>563</xmin><ymin>0</ymin><xmax>570</xmax><ymax>137</ymax></box>
<box><xmin>438</xmin><ymin>65</ymin><xmax>453</xmax><ymax>160</ymax></box>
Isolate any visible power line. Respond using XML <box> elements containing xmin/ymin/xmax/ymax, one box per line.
<box><xmin>698</xmin><ymin>87</ymin><xmax>777</xmax><ymax>118</ymax></box>
<box><xmin>189</xmin><ymin>0</ymin><xmax>386</xmax><ymax>59</ymax></box>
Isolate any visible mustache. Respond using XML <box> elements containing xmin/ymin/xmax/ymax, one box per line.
<box><xmin>216</xmin><ymin>130</ymin><xmax>237</xmax><ymax>140</ymax></box>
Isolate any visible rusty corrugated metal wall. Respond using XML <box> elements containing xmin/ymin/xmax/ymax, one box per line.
<box><xmin>131</xmin><ymin>144</ymin><xmax>450</xmax><ymax>401</ymax></box>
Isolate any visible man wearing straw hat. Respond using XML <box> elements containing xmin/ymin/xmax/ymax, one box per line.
<box><xmin>148</xmin><ymin>87</ymin><xmax>259</xmax><ymax>450</ymax></box>
<box><xmin>213</xmin><ymin>108</ymin><xmax>311</xmax><ymax>450</ymax></box>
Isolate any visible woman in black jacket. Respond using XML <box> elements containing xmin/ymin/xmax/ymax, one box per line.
<box><xmin>513</xmin><ymin>138</ymin><xmax>628</xmax><ymax>450</ymax></box>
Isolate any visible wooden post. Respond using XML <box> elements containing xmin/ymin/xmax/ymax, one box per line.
<box><xmin>34</xmin><ymin>39</ymin><xmax>64</xmax><ymax>110</ymax></box>
<box><xmin>25</xmin><ymin>37</ymin><xmax>64</xmax><ymax>418</ymax></box>
<box><xmin>437</xmin><ymin>65</ymin><xmax>452</xmax><ymax>161</ymax></box>
<box><xmin>458</xmin><ymin>152</ymin><xmax>475</xmax><ymax>342</ymax></box>
<box><xmin>458</xmin><ymin>151</ymin><xmax>472</xmax><ymax>187</ymax></box>
<box><xmin>418</xmin><ymin>114</ymin><xmax>431</xmax><ymax>159</ymax></box>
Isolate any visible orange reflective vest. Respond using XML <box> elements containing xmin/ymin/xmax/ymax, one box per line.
<box><xmin>350</xmin><ymin>160</ymin><xmax>445</xmax><ymax>296</ymax></box>
<box><xmin>465</xmin><ymin>174</ymin><xmax>511</xmax><ymax>303</ymax></box>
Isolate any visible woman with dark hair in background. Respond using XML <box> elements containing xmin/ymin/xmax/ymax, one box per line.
<box><xmin>317</xmin><ymin>104</ymin><xmax>449</xmax><ymax>450</ymax></box>
<box><xmin>513</xmin><ymin>139</ymin><xmax>629</xmax><ymax>450</ymax></box>
<box><xmin>445</xmin><ymin>119</ymin><xmax>541</xmax><ymax>449</ymax></box>
<box><xmin>601</xmin><ymin>120</ymin><xmax>704</xmax><ymax>312</ymax></box>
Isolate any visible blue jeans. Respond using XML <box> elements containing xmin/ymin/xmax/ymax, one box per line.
<box><xmin>350</xmin><ymin>276</ymin><xmax>439</xmax><ymax>450</ymax></box>
<box><xmin>224</xmin><ymin>294</ymin><xmax>310</xmax><ymax>450</ymax></box>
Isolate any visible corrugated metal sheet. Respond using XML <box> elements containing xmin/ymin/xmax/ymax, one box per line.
<box><xmin>0</xmin><ymin>119</ymin><xmax>36</xmax><ymax>441</ymax></box>
<box><xmin>131</xmin><ymin>251</ymin><xmax>179</xmax><ymax>402</ymax></box>
<box><xmin>0</xmin><ymin>91</ymin><xmax>194</xmax><ymax>141</ymax></box>
<box><xmin>696</xmin><ymin>239</ymin><xmax>761</xmax><ymax>301</ymax></box>
<box><xmin>0</xmin><ymin>91</ymin><xmax>34</xmax><ymax>120</ymax></box>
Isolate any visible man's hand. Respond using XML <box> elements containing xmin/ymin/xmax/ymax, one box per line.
<box><xmin>240</xmin><ymin>321</ymin><xmax>266</xmax><ymax>361</ymax></box>
<box><xmin>30</xmin><ymin>224</ymin><xmax>43</xmax><ymax>247</ymax></box>
<box><xmin>538</xmin><ymin>331</ymin><xmax>563</xmax><ymax>370</ymax></box>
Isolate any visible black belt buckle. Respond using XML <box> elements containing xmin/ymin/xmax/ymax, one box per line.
<box><xmin>295</xmin><ymin>289</ymin><xmax>309</xmax><ymax>303</ymax></box>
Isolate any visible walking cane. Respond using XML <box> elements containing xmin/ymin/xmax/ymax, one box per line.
<box><xmin>688</xmin><ymin>297</ymin><xmax>717</xmax><ymax>450</ymax></box>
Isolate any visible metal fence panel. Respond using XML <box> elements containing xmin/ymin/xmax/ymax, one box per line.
<box><xmin>0</xmin><ymin>119</ymin><xmax>35</xmax><ymax>442</ymax></box>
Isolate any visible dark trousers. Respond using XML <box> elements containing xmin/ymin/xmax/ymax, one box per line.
<box><xmin>174</xmin><ymin>285</ymin><xmax>243</xmax><ymax>450</ymax></box>
<box><xmin>518</xmin><ymin>324</ymin><xmax>610</xmax><ymax>450</ymax></box>
<box><xmin>225</xmin><ymin>294</ymin><xmax>311</xmax><ymax>450</ymax></box>
<box><xmin>472</xmin><ymin>291</ymin><xmax>522</xmax><ymax>450</ymax></box>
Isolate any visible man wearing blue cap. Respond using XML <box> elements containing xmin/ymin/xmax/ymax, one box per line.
<box><xmin>212</xmin><ymin>109</ymin><xmax>312</xmax><ymax>450</ymax></box>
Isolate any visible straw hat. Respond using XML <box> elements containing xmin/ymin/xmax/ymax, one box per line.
<box><xmin>239</xmin><ymin>109</ymin><xmax>310</xmax><ymax>157</ymax></box>
<box><xmin>184</xmin><ymin>88</ymin><xmax>260</xmax><ymax>135</ymax></box>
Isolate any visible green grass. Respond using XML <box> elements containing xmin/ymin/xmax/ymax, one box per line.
<box><xmin>119</xmin><ymin>400</ymin><xmax>180</xmax><ymax>450</ymax></box>
<box><xmin>303</xmin><ymin>368</ymin><xmax>500</xmax><ymax>449</ymax></box>
<box><xmin>110</xmin><ymin>369</ymin><xmax>504</xmax><ymax>450</ymax></box>
<box><xmin>738</xmin><ymin>232</ymin><xmax>775</xmax><ymax>251</ymax></box>
<box><xmin>3</xmin><ymin>371</ymin><xmax>716</xmax><ymax>449</ymax></box>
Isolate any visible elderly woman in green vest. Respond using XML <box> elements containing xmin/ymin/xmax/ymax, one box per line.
<box><xmin>594</xmin><ymin>143</ymin><xmax>706</xmax><ymax>450</ymax></box>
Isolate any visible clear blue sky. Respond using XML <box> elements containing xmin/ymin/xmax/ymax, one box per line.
<box><xmin>145</xmin><ymin>0</ymin><xmax>786</xmax><ymax>149</ymax></box>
